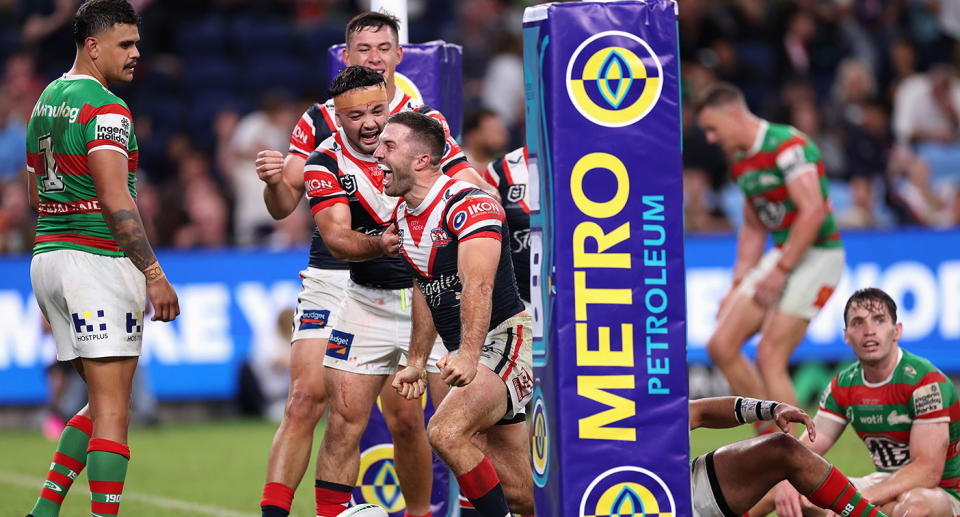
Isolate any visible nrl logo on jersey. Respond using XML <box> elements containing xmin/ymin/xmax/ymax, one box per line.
<box><xmin>340</xmin><ymin>174</ymin><xmax>357</xmax><ymax>195</ymax></box>
<box><xmin>507</xmin><ymin>184</ymin><xmax>526</xmax><ymax>203</ymax></box>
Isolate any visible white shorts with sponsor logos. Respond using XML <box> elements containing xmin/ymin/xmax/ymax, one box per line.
<box><xmin>291</xmin><ymin>267</ymin><xmax>350</xmax><ymax>343</ymax></box>
<box><xmin>691</xmin><ymin>452</ymin><xmax>737</xmax><ymax>517</ymax></box>
<box><xmin>479</xmin><ymin>313</ymin><xmax>534</xmax><ymax>422</ymax></box>
<box><xmin>31</xmin><ymin>250</ymin><xmax>146</xmax><ymax>361</ymax></box>
<box><xmin>737</xmin><ymin>247</ymin><xmax>845</xmax><ymax>320</ymax></box>
<box><xmin>323</xmin><ymin>280</ymin><xmax>445</xmax><ymax>375</ymax></box>
<box><xmin>850</xmin><ymin>472</ymin><xmax>960</xmax><ymax>515</ymax></box>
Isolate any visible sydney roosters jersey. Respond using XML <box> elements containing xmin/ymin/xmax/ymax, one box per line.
<box><xmin>303</xmin><ymin>131</ymin><xmax>408</xmax><ymax>289</ymax></box>
<box><xmin>289</xmin><ymin>87</ymin><xmax>471</xmax><ymax>270</ymax></box>
<box><xmin>395</xmin><ymin>177</ymin><xmax>525</xmax><ymax>350</ymax></box>
<box><xmin>483</xmin><ymin>147</ymin><xmax>531</xmax><ymax>302</ymax></box>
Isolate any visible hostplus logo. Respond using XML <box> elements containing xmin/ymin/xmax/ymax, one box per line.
<box><xmin>566</xmin><ymin>31</ymin><xmax>663</xmax><ymax>127</ymax></box>
<box><xmin>72</xmin><ymin>310</ymin><xmax>108</xmax><ymax>342</ymax></box>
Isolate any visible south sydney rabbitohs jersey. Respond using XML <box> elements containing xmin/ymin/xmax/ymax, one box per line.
<box><xmin>732</xmin><ymin>121</ymin><xmax>842</xmax><ymax>249</ymax></box>
<box><xmin>395</xmin><ymin>178</ymin><xmax>525</xmax><ymax>350</ymax></box>
<box><xmin>303</xmin><ymin>131</ymin><xmax>408</xmax><ymax>289</ymax></box>
<box><xmin>289</xmin><ymin>87</ymin><xmax>470</xmax><ymax>270</ymax></box>
<box><xmin>483</xmin><ymin>146</ymin><xmax>530</xmax><ymax>302</ymax></box>
<box><xmin>26</xmin><ymin>74</ymin><xmax>138</xmax><ymax>256</ymax></box>
<box><xmin>818</xmin><ymin>348</ymin><xmax>960</xmax><ymax>498</ymax></box>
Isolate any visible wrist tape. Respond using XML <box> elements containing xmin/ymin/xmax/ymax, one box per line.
<box><xmin>734</xmin><ymin>397</ymin><xmax>779</xmax><ymax>424</ymax></box>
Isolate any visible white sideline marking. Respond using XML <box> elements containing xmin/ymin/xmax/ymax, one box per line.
<box><xmin>0</xmin><ymin>470</ymin><xmax>255</xmax><ymax>517</ymax></box>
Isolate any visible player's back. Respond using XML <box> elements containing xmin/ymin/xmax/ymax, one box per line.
<box><xmin>26</xmin><ymin>74</ymin><xmax>139</xmax><ymax>257</ymax></box>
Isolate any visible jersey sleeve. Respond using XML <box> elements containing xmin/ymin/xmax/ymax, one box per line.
<box><xmin>303</xmin><ymin>143</ymin><xmax>347</xmax><ymax>215</ymax></box>
<box><xmin>80</xmin><ymin>103</ymin><xmax>133</xmax><ymax>157</ymax></box>
<box><xmin>415</xmin><ymin>105</ymin><xmax>471</xmax><ymax>177</ymax></box>
<box><xmin>910</xmin><ymin>372</ymin><xmax>954</xmax><ymax>423</ymax></box>
<box><xmin>445</xmin><ymin>191</ymin><xmax>505</xmax><ymax>242</ymax></box>
<box><xmin>289</xmin><ymin>103</ymin><xmax>337</xmax><ymax>158</ymax></box>
<box><xmin>817</xmin><ymin>377</ymin><xmax>849</xmax><ymax>425</ymax></box>
<box><xmin>775</xmin><ymin>138</ymin><xmax>818</xmax><ymax>181</ymax></box>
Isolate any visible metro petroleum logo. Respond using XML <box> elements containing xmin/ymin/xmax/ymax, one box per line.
<box><xmin>580</xmin><ymin>466</ymin><xmax>675</xmax><ymax>517</ymax></box>
<box><xmin>531</xmin><ymin>388</ymin><xmax>550</xmax><ymax>487</ymax></box>
<box><xmin>356</xmin><ymin>443</ymin><xmax>405</xmax><ymax>512</ymax></box>
<box><xmin>566</xmin><ymin>31</ymin><xmax>663</xmax><ymax>127</ymax></box>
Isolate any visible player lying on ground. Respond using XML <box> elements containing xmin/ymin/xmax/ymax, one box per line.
<box><xmin>691</xmin><ymin>396</ymin><xmax>887</xmax><ymax>517</ymax></box>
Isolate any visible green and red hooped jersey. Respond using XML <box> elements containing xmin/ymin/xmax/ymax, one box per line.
<box><xmin>818</xmin><ymin>348</ymin><xmax>960</xmax><ymax>499</ymax></box>
<box><xmin>26</xmin><ymin>74</ymin><xmax>138</xmax><ymax>257</ymax></box>
<box><xmin>731</xmin><ymin>121</ymin><xmax>842</xmax><ymax>249</ymax></box>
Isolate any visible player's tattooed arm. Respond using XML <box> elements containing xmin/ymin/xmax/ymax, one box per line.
<box><xmin>104</xmin><ymin>208</ymin><xmax>157</xmax><ymax>271</ymax></box>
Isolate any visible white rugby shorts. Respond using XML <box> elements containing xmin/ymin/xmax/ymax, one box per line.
<box><xmin>691</xmin><ymin>452</ymin><xmax>738</xmax><ymax>517</ymax></box>
<box><xmin>850</xmin><ymin>472</ymin><xmax>960</xmax><ymax>515</ymax></box>
<box><xmin>479</xmin><ymin>312</ymin><xmax>534</xmax><ymax>421</ymax></box>
<box><xmin>322</xmin><ymin>280</ymin><xmax>445</xmax><ymax>375</ymax></box>
<box><xmin>31</xmin><ymin>250</ymin><xmax>146</xmax><ymax>361</ymax></box>
<box><xmin>291</xmin><ymin>267</ymin><xmax>350</xmax><ymax>343</ymax></box>
<box><xmin>737</xmin><ymin>247</ymin><xmax>845</xmax><ymax>320</ymax></box>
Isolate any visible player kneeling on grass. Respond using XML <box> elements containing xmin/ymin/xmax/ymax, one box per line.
<box><xmin>380</xmin><ymin>112</ymin><xmax>534</xmax><ymax>516</ymax></box>
<box><xmin>691</xmin><ymin>396</ymin><xmax>888</xmax><ymax>517</ymax></box>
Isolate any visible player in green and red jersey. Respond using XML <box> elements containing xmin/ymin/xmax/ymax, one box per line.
<box><xmin>695</xmin><ymin>83</ymin><xmax>845</xmax><ymax>422</ymax></box>
<box><xmin>24</xmin><ymin>1</ymin><xmax>178</xmax><ymax>516</ymax></box>
<box><xmin>775</xmin><ymin>288</ymin><xmax>960</xmax><ymax>517</ymax></box>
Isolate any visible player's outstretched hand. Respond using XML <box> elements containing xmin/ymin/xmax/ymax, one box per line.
<box><xmin>380</xmin><ymin>223</ymin><xmax>399</xmax><ymax>257</ymax></box>
<box><xmin>773</xmin><ymin>402</ymin><xmax>816</xmax><ymax>441</ymax></box>
<box><xmin>147</xmin><ymin>276</ymin><xmax>180</xmax><ymax>322</ymax></box>
<box><xmin>437</xmin><ymin>352</ymin><xmax>478</xmax><ymax>387</ymax></box>
<box><xmin>392</xmin><ymin>365</ymin><xmax>427</xmax><ymax>400</ymax></box>
<box><xmin>255</xmin><ymin>150</ymin><xmax>284</xmax><ymax>185</ymax></box>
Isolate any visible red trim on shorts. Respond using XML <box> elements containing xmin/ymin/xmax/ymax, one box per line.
<box><xmin>500</xmin><ymin>323</ymin><xmax>524</xmax><ymax>381</ymax></box>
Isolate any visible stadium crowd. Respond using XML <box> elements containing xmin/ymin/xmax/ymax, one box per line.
<box><xmin>4</xmin><ymin>0</ymin><xmax>960</xmax><ymax>254</ymax></box>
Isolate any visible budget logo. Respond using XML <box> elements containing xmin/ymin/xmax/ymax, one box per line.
<box><xmin>299</xmin><ymin>309</ymin><xmax>330</xmax><ymax>330</ymax></box>
<box><xmin>356</xmin><ymin>443</ymin><xmax>405</xmax><ymax>512</ymax></box>
<box><xmin>579</xmin><ymin>466</ymin><xmax>675</xmax><ymax>517</ymax></box>
<box><xmin>325</xmin><ymin>329</ymin><xmax>354</xmax><ymax>360</ymax></box>
<box><xmin>531</xmin><ymin>389</ymin><xmax>550</xmax><ymax>487</ymax></box>
<box><xmin>566</xmin><ymin>31</ymin><xmax>663</xmax><ymax>127</ymax></box>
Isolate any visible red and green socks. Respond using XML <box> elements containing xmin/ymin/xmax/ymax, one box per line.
<box><xmin>315</xmin><ymin>479</ymin><xmax>352</xmax><ymax>516</ymax></box>
<box><xmin>30</xmin><ymin>414</ymin><xmax>92</xmax><ymax>517</ymax></box>
<box><xmin>260</xmin><ymin>482</ymin><xmax>294</xmax><ymax>517</ymax></box>
<box><xmin>455</xmin><ymin>456</ymin><xmax>510</xmax><ymax>517</ymax></box>
<box><xmin>86</xmin><ymin>438</ymin><xmax>130</xmax><ymax>517</ymax></box>
<box><xmin>806</xmin><ymin>466</ymin><xmax>887</xmax><ymax>517</ymax></box>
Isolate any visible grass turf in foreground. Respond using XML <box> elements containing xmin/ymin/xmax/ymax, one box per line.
<box><xmin>0</xmin><ymin>416</ymin><xmax>874</xmax><ymax>516</ymax></box>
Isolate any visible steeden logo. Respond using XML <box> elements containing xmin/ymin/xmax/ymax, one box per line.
<box><xmin>566</xmin><ymin>31</ymin><xmax>664</xmax><ymax>127</ymax></box>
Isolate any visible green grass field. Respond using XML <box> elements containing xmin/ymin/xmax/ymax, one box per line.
<box><xmin>0</xmin><ymin>416</ymin><xmax>877</xmax><ymax>516</ymax></box>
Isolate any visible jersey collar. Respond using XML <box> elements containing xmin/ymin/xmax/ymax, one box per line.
<box><xmin>744</xmin><ymin>119</ymin><xmax>769</xmax><ymax>157</ymax></box>
<box><xmin>860</xmin><ymin>347</ymin><xmax>904</xmax><ymax>388</ymax></box>
<box><xmin>406</xmin><ymin>175</ymin><xmax>455</xmax><ymax>216</ymax></box>
<box><xmin>335</xmin><ymin>131</ymin><xmax>376</xmax><ymax>163</ymax></box>
<box><xmin>61</xmin><ymin>73</ymin><xmax>100</xmax><ymax>83</ymax></box>
<box><xmin>388</xmin><ymin>87</ymin><xmax>409</xmax><ymax>114</ymax></box>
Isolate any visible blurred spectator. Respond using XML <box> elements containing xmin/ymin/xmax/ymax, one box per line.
<box><xmin>790</xmin><ymin>100</ymin><xmax>846</xmax><ymax>180</ymax></box>
<box><xmin>481</xmin><ymin>31</ymin><xmax>524</xmax><ymax>141</ymax></box>
<box><xmin>826</xmin><ymin>58</ymin><xmax>876</xmax><ymax>129</ymax></box>
<box><xmin>892</xmin><ymin>64</ymin><xmax>960</xmax><ymax>145</ymax></box>
<box><xmin>836</xmin><ymin>175</ymin><xmax>879</xmax><ymax>229</ymax></box>
<box><xmin>0</xmin><ymin>176</ymin><xmax>33</xmax><ymax>253</ymax></box>
<box><xmin>462</xmin><ymin>108</ymin><xmax>508</xmax><ymax>171</ymax></box>
<box><xmin>888</xmin><ymin>146</ymin><xmax>952</xmax><ymax>226</ymax></box>
<box><xmin>683</xmin><ymin>167</ymin><xmax>731</xmax><ymax>233</ymax></box>
<box><xmin>0</xmin><ymin>90</ymin><xmax>26</xmax><ymax>182</ymax></box>
<box><xmin>844</xmin><ymin>100</ymin><xmax>891</xmax><ymax>179</ymax></box>
<box><xmin>225</xmin><ymin>90</ymin><xmax>295</xmax><ymax>246</ymax></box>
<box><xmin>2</xmin><ymin>50</ymin><xmax>45</xmax><ymax>123</ymax></box>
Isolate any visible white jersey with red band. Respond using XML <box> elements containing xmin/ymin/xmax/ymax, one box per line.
<box><xmin>304</xmin><ymin>131</ymin><xmax>408</xmax><ymax>289</ymax></box>
<box><xmin>395</xmin><ymin>177</ymin><xmax>525</xmax><ymax>350</ymax></box>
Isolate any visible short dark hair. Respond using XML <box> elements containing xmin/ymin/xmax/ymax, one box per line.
<box><xmin>74</xmin><ymin>0</ymin><xmax>139</xmax><ymax>46</ymax></box>
<box><xmin>387</xmin><ymin>111</ymin><xmax>445</xmax><ymax>166</ymax></box>
<box><xmin>693</xmin><ymin>82</ymin><xmax>746</xmax><ymax>115</ymax></box>
<box><xmin>844</xmin><ymin>287</ymin><xmax>898</xmax><ymax>325</ymax></box>
<box><xmin>345</xmin><ymin>11</ymin><xmax>400</xmax><ymax>46</ymax></box>
<box><xmin>328</xmin><ymin>65</ymin><xmax>386</xmax><ymax>98</ymax></box>
<box><xmin>463</xmin><ymin>108</ymin><xmax>498</xmax><ymax>136</ymax></box>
